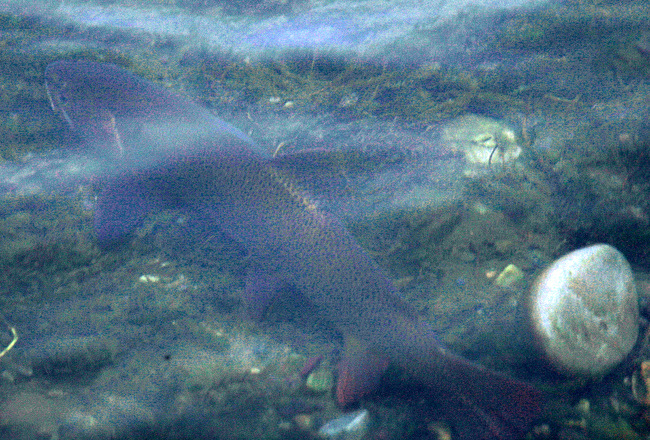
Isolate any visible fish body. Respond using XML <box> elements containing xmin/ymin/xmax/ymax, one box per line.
<box><xmin>46</xmin><ymin>60</ymin><xmax>542</xmax><ymax>439</ymax></box>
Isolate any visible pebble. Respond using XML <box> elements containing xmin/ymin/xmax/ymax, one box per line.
<box><xmin>318</xmin><ymin>409</ymin><xmax>370</xmax><ymax>440</ymax></box>
<box><xmin>495</xmin><ymin>263</ymin><xmax>524</xmax><ymax>287</ymax></box>
<box><xmin>305</xmin><ymin>367</ymin><xmax>334</xmax><ymax>393</ymax></box>
<box><xmin>631</xmin><ymin>360</ymin><xmax>650</xmax><ymax>405</ymax></box>
<box><xmin>138</xmin><ymin>274</ymin><xmax>160</xmax><ymax>283</ymax></box>
<box><xmin>293</xmin><ymin>414</ymin><xmax>313</xmax><ymax>430</ymax></box>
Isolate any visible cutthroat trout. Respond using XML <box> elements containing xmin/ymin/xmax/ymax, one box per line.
<box><xmin>46</xmin><ymin>60</ymin><xmax>543</xmax><ymax>440</ymax></box>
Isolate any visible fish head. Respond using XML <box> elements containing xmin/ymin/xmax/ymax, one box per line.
<box><xmin>45</xmin><ymin>60</ymin><xmax>267</xmax><ymax>171</ymax></box>
<box><xmin>45</xmin><ymin>60</ymin><xmax>130</xmax><ymax>158</ymax></box>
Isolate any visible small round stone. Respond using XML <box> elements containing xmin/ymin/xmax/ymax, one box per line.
<box><xmin>305</xmin><ymin>367</ymin><xmax>334</xmax><ymax>393</ymax></box>
<box><xmin>293</xmin><ymin>414</ymin><xmax>313</xmax><ymax>430</ymax></box>
<box><xmin>529</xmin><ymin>244</ymin><xmax>639</xmax><ymax>376</ymax></box>
<box><xmin>495</xmin><ymin>263</ymin><xmax>524</xmax><ymax>288</ymax></box>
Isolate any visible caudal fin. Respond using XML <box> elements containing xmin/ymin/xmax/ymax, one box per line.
<box><xmin>440</xmin><ymin>354</ymin><xmax>544</xmax><ymax>440</ymax></box>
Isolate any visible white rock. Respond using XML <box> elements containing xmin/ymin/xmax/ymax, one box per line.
<box><xmin>529</xmin><ymin>244</ymin><xmax>639</xmax><ymax>376</ymax></box>
<box><xmin>318</xmin><ymin>409</ymin><xmax>370</xmax><ymax>440</ymax></box>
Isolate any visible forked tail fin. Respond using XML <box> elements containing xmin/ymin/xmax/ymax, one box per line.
<box><xmin>439</xmin><ymin>353</ymin><xmax>544</xmax><ymax>440</ymax></box>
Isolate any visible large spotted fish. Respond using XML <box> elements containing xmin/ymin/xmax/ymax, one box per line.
<box><xmin>46</xmin><ymin>60</ymin><xmax>543</xmax><ymax>440</ymax></box>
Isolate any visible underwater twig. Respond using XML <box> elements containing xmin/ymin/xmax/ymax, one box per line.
<box><xmin>273</xmin><ymin>141</ymin><xmax>288</xmax><ymax>158</ymax></box>
<box><xmin>0</xmin><ymin>322</ymin><xmax>18</xmax><ymax>360</ymax></box>
<box><xmin>488</xmin><ymin>131</ymin><xmax>502</xmax><ymax>167</ymax></box>
<box><xmin>488</xmin><ymin>143</ymin><xmax>499</xmax><ymax>166</ymax></box>
<box><xmin>543</xmin><ymin>93</ymin><xmax>581</xmax><ymax>105</ymax></box>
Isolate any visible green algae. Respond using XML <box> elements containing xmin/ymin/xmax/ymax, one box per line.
<box><xmin>184</xmin><ymin>53</ymin><xmax>521</xmax><ymax>124</ymax></box>
<box><xmin>348</xmin><ymin>204</ymin><xmax>465</xmax><ymax>279</ymax></box>
<box><xmin>590</xmin><ymin>416</ymin><xmax>641</xmax><ymax>440</ymax></box>
<box><xmin>0</xmin><ymin>193</ymin><xmax>100</xmax><ymax>308</ymax></box>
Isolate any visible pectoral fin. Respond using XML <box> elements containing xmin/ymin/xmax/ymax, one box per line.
<box><xmin>336</xmin><ymin>336</ymin><xmax>390</xmax><ymax>407</ymax></box>
<box><xmin>94</xmin><ymin>173</ymin><xmax>163</xmax><ymax>246</ymax></box>
<box><xmin>243</xmin><ymin>270</ymin><xmax>291</xmax><ymax>321</ymax></box>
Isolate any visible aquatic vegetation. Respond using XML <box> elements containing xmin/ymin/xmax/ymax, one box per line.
<box><xmin>185</xmin><ymin>53</ymin><xmax>522</xmax><ymax>124</ymax></box>
<box><xmin>0</xmin><ymin>193</ymin><xmax>100</xmax><ymax>307</ymax></box>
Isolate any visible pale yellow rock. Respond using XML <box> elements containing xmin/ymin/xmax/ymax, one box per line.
<box><xmin>440</xmin><ymin>114</ymin><xmax>522</xmax><ymax>171</ymax></box>
<box><xmin>305</xmin><ymin>367</ymin><xmax>333</xmax><ymax>393</ymax></box>
<box><xmin>495</xmin><ymin>264</ymin><xmax>524</xmax><ymax>287</ymax></box>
